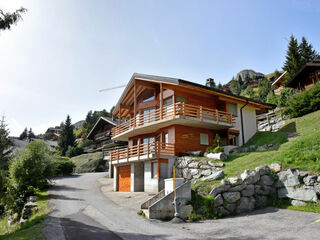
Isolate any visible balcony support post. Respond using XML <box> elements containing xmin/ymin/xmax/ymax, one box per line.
<box><xmin>134</xmin><ymin>79</ymin><xmax>137</xmax><ymax>127</ymax></box>
<box><xmin>173</xmin><ymin>95</ymin><xmax>176</xmax><ymax>117</ymax></box>
<box><xmin>200</xmin><ymin>106</ymin><xmax>203</xmax><ymax>120</ymax></box>
<box><xmin>160</xmin><ymin>83</ymin><xmax>163</xmax><ymax>120</ymax></box>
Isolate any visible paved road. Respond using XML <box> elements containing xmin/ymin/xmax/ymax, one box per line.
<box><xmin>44</xmin><ymin>173</ymin><xmax>320</xmax><ymax>240</ymax></box>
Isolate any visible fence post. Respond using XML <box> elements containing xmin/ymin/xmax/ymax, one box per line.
<box><xmin>200</xmin><ymin>106</ymin><xmax>203</xmax><ymax>120</ymax></box>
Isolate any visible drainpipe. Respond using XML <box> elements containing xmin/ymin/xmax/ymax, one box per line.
<box><xmin>240</xmin><ymin>99</ymin><xmax>249</xmax><ymax>145</ymax></box>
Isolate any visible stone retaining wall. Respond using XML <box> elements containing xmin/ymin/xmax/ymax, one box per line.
<box><xmin>209</xmin><ymin>163</ymin><xmax>320</xmax><ymax>216</ymax></box>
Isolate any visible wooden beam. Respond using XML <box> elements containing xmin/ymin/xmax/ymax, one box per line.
<box><xmin>160</xmin><ymin>83</ymin><xmax>163</xmax><ymax>120</ymax></box>
<box><xmin>134</xmin><ymin>79</ymin><xmax>137</xmax><ymax>120</ymax></box>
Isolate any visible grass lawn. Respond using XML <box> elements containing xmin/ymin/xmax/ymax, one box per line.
<box><xmin>193</xmin><ymin>110</ymin><xmax>320</xmax><ymax>195</ymax></box>
<box><xmin>0</xmin><ymin>190</ymin><xmax>50</xmax><ymax>240</ymax></box>
<box><xmin>71</xmin><ymin>151</ymin><xmax>103</xmax><ymax>173</ymax></box>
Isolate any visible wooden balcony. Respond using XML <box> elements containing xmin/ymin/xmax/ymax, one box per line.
<box><xmin>94</xmin><ymin>131</ymin><xmax>111</xmax><ymax>140</ymax></box>
<box><xmin>111</xmin><ymin>102</ymin><xmax>235</xmax><ymax>140</ymax></box>
<box><xmin>110</xmin><ymin>142</ymin><xmax>175</xmax><ymax>163</ymax></box>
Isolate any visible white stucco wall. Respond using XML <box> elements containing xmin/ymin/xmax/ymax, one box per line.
<box><xmin>231</xmin><ymin>104</ymin><xmax>257</xmax><ymax>146</ymax></box>
<box><xmin>144</xmin><ymin>160</ymin><xmax>159</xmax><ymax>193</ymax></box>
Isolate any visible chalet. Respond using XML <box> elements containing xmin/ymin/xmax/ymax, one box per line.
<box><xmin>45</xmin><ymin>127</ymin><xmax>62</xmax><ymax>141</ymax></box>
<box><xmin>272</xmin><ymin>71</ymin><xmax>287</xmax><ymax>95</ymax></box>
<box><xmin>286</xmin><ymin>56</ymin><xmax>320</xmax><ymax>92</ymax></box>
<box><xmin>109</xmin><ymin>73</ymin><xmax>274</xmax><ymax>192</ymax></box>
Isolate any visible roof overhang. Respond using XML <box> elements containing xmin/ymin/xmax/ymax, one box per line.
<box><xmin>87</xmin><ymin>117</ymin><xmax>117</xmax><ymax>140</ymax></box>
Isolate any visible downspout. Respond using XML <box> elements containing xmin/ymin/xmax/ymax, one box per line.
<box><xmin>240</xmin><ymin>99</ymin><xmax>249</xmax><ymax>145</ymax></box>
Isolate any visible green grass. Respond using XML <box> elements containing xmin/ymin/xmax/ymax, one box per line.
<box><xmin>274</xmin><ymin>199</ymin><xmax>320</xmax><ymax>214</ymax></box>
<box><xmin>0</xmin><ymin>190</ymin><xmax>50</xmax><ymax>240</ymax></box>
<box><xmin>71</xmin><ymin>152</ymin><xmax>104</xmax><ymax>173</ymax></box>
<box><xmin>193</xmin><ymin>110</ymin><xmax>320</xmax><ymax>195</ymax></box>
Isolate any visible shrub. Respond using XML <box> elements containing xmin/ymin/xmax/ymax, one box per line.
<box><xmin>206</xmin><ymin>134</ymin><xmax>223</xmax><ymax>153</ymax></box>
<box><xmin>53</xmin><ymin>159</ymin><xmax>75</xmax><ymax>175</ymax></box>
<box><xmin>66</xmin><ymin>145</ymin><xmax>84</xmax><ymax>158</ymax></box>
<box><xmin>284</xmin><ymin>83</ymin><xmax>320</xmax><ymax>118</ymax></box>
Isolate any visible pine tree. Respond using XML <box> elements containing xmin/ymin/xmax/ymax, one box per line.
<box><xmin>299</xmin><ymin>37</ymin><xmax>318</xmax><ymax>66</ymax></box>
<box><xmin>58</xmin><ymin>115</ymin><xmax>76</xmax><ymax>156</ymax></box>
<box><xmin>28</xmin><ymin>128</ymin><xmax>36</xmax><ymax>141</ymax></box>
<box><xmin>246</xmin><ymin>86</ymin><xmax>256</xmax><ymax>99</ymax></box>
<box><xmin>283</xmin><ymin>35</ymin><xmax>301</xmax><ymax>81</ymax></box>
<box><xmin>0</xmin><ymin>7</ymin><xmax>26</xmax><ymax>31</ymax></box>
<box><xmin>0</xmin><ymin>115</ymin><xmax>12</xmax><ymax>170</ymax></box>
<box><xmin>229</xmin><ymin>77</ymin><xmax>241</xmax><ymax>95</ymax></box>
<box><xmin>217</xmin><ymin>82</ymin><xmax>223</xmax><ymax>89</ymax></box>
<box><xmin>258</xmin><ymin>78</ymin><xmax>272</xmax><ymax>102</ymax></box>
<box><xmin>19</xmin><ymin>127</ymin><xmax>28</xmax><ymax>140</ymax></box>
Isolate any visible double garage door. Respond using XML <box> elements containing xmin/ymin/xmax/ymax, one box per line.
<box><xmin>118</xmin><ymin>165</ymin><xmax>131</xmax><ymax>192</ymax></box>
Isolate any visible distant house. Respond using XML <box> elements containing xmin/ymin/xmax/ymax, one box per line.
<box><xmin>109</xmin><ymin>73</ymin><xmax>274</xmax><ymax>192</ymax></box>
<box><xmin>272</xmin><ymin>71</ymin><xmax>287</xmax><ymax>95</ymax></box>
<box><xmin>286</xmin><ymin>56</ymin><xmax>320</xmax><ymax>92</ymax></box>
<box><xmin>45</xmin><ymin>127</ymin><xmax>62</xmax><ymax>141</ymax></box>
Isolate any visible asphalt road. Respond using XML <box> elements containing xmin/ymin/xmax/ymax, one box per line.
<box><xmin>44</xmin><ymin>173</ymin><xmax>320</xmax><ymax>240</ymax></box>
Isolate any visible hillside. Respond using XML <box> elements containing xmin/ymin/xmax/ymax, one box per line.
<box><xmin>193</xmin><ymin>109</ymin><xmax>320</xmax><ymax>194</ymax></box>
<box><xmin>71</xmin><ymin>152</ymin><xmax>106</xmax><ymax>173</ymax></box>
<box><xmin>235</xmin><ymin>69</ymin><xmax>264</xmax><ymax>82</ymax></box>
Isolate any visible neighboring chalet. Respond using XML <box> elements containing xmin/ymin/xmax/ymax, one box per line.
<box><xmin>109</xmin><ymin>73</ymin><xmax>274</xmax><ymax>192</ymax></box>
<box><xmin>286</xmin><ymin>56</ymin><xmax>320</xmax><ymax>92</ymax></box>
<box><xmin>45</xmin><ymin>127</ymin><xmax>61</xmax><ymax>141</ymax></box>
<box><xmin>272</xmin><ymin>71</ymin><xmax>287</xmax><ymax>95</ymax></box>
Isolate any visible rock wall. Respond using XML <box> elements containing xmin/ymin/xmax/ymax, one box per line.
<box><xmin>209</xmin><ymin>163</ymin><xmax>319</xmax><ymax>216</ymax></box>
<box><xmin>174</xmin><ymin>156</ymin><xmax>225</xmax><ymax>182</ymax></box>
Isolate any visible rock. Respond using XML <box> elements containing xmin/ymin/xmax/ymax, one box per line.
<box><xmin>317</xmin><ymin>176</ymin><xmax>320</xmax><ymax>183</ymax></box>
<box><xmin>25</xmin><ymin>202</ymin><xmax>38</xmax><ymax>208</ymax></box>
<box><xmin>241</xmin><ymin>184</ymin><xmax>255</xmax><ymax>197</ymax></box>
<box><xmin>267</xmin><ymin>144</ymin><xmax>274</xmax><ymax>148</ymax></box>
<box><xmin>188</xmin><ymin>162</ymin><xmax>199</xmax><ymax>168</ymax></box>
<box><xmin>236</xmin><ymin>197</ymin><xmax>255</xmax><ymax>213</ymax></box>
<box><xmin>259</xmin><ymin>175</ymin><xmax>274</xmax><ymax>186</ymax></box>
<box><xmin>303</xmin><ymin>175</ymin><xmax>317</xmax><ymax>186</ymax></box>
<box><xmin>180</xmin><ymin>205</ymin><xmax>193</xmax><ymax>219</ymax></box>
<box><xmin>214</xmin><ymin>163</ymin><xmax>225</xmax><ymax>168</ymax></box>
<box><xmin>22</xmin><ymin>208</ymin><xmax>33</xmax><ymax>220</ymax></box>
<box><xmin>276</xmin><ymin>169</ymin><xmax>299</xmax><ymax>188</ymax></box>
<box><xmin>229</xmin><ymin>183</ymin><xmax>247</xmax><ymax>192</ymax></box>
<box><xmin>207</xmin><ymin>161</ymin><xmax>215</xmax><ymax>167</ymax></box>
<box><xmin>225</xmin><ymin>203</ymin><xmax>236</xmax><ymax>213</ymax></box>
<box><xmin>255</xmin><ymin>195</ymin><xmax>268</xmax><ymax>208</ymax></box>
<box><xmin>27</xmin><ymin>196</ymin><xmax>38</xmax><ymax>202</ymax></box>
<box><xmin>201</xmin><ymin>171</ymin><xmax>224</xmax><ymax>181</ymax></box>
<box><xmin>298</xmin><ymin>171</ymin><xmax>308</xmax><ymax>179</ymax></box>
<box><xmin>182</xmin><ymin>169</ymin><xmax>192</xmax><ymax>180</ymax></box>
<box><xmin>199</xmin><ymin>160</ymin><xmax>208</xmax><ymax>165</ymax></box>
<box><xmin>228</xmin><ymin>176</ymin><xmax>243</xmax><ymax>186</ymax></box>
<box><xmin>181</xmin><ymin>151</ymin><xmax>203</xmax><ymax>157</ymax></box>
<box><xmin>193</xmin><ymin>174</ymin><xmax>201</xmax><ymax>179</ymax></box>
<box><xmin>257</xmin><ymin>145</ymin><xmax>268</xmax><ymax>152</ymax></box>
<box><xmin>291</xmin><ymin>200</ymin><xmax>307</xmax><ymax>206</ymax></box>
<box><xmin>214</xmin><ymin>206</ymin><xmax>229</xmax><ymax>215</ymax></box>
<box><xmin>214</xmin><ymin>194</ymin><xmax>223</xmax><ymax>207</ymax></box>
<box><xmin>223</xmin><ymin>146</ymin><xmax>238</xmax><ymax>155</ymax></box>
<box><xmin>177</xmin><ymin>159</ymin><xmax>189</xmax><ymax>168</ymax></box>
<box><xmin>200</xmin><ymin>165</ymin><xmax>211</xmax><ymax>169</ymax></box>
<box><xmin>314</xmin><ymin>184</ymin><xmax>320</xmax><ymax>195</ymax></box>
<box><xmin>254</xmin><ymin>185</ymin><xmax>275</xmax><ymax>196</ymax></box>
<box><xmin>223</xmin><ymin>192</ymin><xmax>241</xmax><ymax>203</ymax></box>
<box><xmin>278</xmin><ymin>187</ymin><xmax>318</xmax><ymax>202</ymax></box>
<box><xmin>190</xmin><ymin>169</ymin><xmax>199</xmax><ymax>176</ymax></box>
<box><xmin>206</xmin><ymin>153</ymin><xmax>227</xmax><ymax>161</ymax></box>
<box><xmin>269</xmin><ymin>162</ymin><xmax>281</xmax><ymax>173</ymax></box>
<box><xmin>210</xmin><ymin>184</ymin><xmax>231</xmax><ymax>197</ymax></box>
<box><xmin>240</xmin><ymin>170</ymin><xmax>260</xmax><ymax>185</ymax></box>
<box><xmin>200</xmin><ymin>169</ymin><xmax>212</xmax><ymax>176</ymax></box>
<box><xmin>248</xmin><ymin>145</ymin><xmax>257</xmax><ymax>152</ymax></box>
<box><xmin>229</xmin><ymin>148</ymin><xmax>239</xmax><ymax>154</ymax></box>
<box><xmin>7</xmin><ymin>213</ymin><xmax>19</xmax><ymax>226</ymax></box>
<box><xmin>255</xmin><ymin>166</ymin><xmax>270</xmax><ymax>176</ymax></box>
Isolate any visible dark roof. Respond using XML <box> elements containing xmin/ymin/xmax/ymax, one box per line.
<box><xmin>87</xmin><ymin>117</ymin><xmax>117</xmax><ymax>140</ymax></box>
<box><xmin>286</xmin><ymin>56</ymin><xmax>320</xmax><ymax>87</ymax></box>
<box><xmin>113</xmin><ymin>73</ymin><xmax>275</xmax><ymax>114</ymax></box>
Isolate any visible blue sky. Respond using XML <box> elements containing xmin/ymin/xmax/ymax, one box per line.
<box><xmin>1</xmin><ymin>0</ymin><xmax>320</xmax><ymax>136</ymax></box>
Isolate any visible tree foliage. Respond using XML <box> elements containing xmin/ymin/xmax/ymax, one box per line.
<box><xmin>19</xmin><ymin>127</ymin><xmax>28</xmax><ymax>140</ymax></box>
<box><xmin>0</xmin><ymin>116</ymin><xmax>12</xmax><ymax>170</ymax></box>
<box><xmin>229</xmin><ymin>78</ymin><xmax>241</xmax><ymax>95</ymax></box>
<box><xmin>257</xmin><ymin>78</ymin><xmax>272</xmax><ymax>102</ymax></box>
<box><xmin>0</xmin><ymin>7</ymin><xmax>26</xmax><ymax>31</ymax></box>
<box><xmin>58</xmin><ymin>115</ymin><xmax>76</xmax><ymax>156</ymax></box>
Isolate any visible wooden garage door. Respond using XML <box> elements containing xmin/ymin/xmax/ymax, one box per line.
<box><xmin>118</xmin><ymin>165</ymin><xmax>131</xmax><ymax>192</ymax></box>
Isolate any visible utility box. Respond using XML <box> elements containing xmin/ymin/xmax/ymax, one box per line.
<box><xmin>164</xmin><ymin>178</ymin><xmax>184</xmax><ymax>196</ymax></box>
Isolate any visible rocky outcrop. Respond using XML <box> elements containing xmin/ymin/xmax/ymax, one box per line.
<box><xmin>175</xmin><ymin>156</ymin><xmax>225</xmax><ymax>182</ymax></box>
<box><xmin>230</xmin><ymin>144</ymin><xmax>279</xmax><ymax>154</ymax></box>
<box><xmin>208</xmin><ymin>163</ymin><xmax>320</xmax><ymax>216</ymax></box>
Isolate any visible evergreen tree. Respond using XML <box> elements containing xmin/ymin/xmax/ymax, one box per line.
<box><xmin>0</xmin><ymin>7</ymin><xmax>26</xmax><ymax>31</ymax></box>
<box><xmin>217</xmin><ymin>82</ymin><xmax>223</xmax><ymax>89</ymax></box>
<box><xmin>246</xmin><ymin>86</ymin><xmax>256</xmax><ymax>99</ymax></box>
<box><xmin>257</xmin><ymin>78</ymin><xmax>272</xmax><ymax>102</ymax></box>
<box><xmin>58</xmin><ymin>115</ymin><xmax>76</xmax><ymax>156</ymax></box>
<box><xmin>229</xmin><ymin>78</ymin><xmax>241</xmax><ymax>95</ymax></box>
<box><xmin>19</xmin><ymin>127</ymin><xmax>28</xmax><ymax>140</ymax></box>
<box><xmin>28</xmin><ymin>128</ymin><xmax>36</xmax><ymax>141</ymax></box>
<box><xmin>0</xmin><ymin>115</ymin><xmax>12</xmax><ymax>170</ymax></box>
<box><xmin>299</xmin><ymin>37</ymin><xmax>318</xmax><ymax>66</ymax></box>
<box><xmin>283</xmin><ymin>35</ymin><xmax>301</xmax><ymax>81</ymax></box>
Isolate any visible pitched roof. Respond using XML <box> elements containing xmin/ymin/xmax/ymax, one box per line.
<box><xmin>87</xmin><ymin>117</ymin><xmax>117</xmax><ymax>140</ymax></box>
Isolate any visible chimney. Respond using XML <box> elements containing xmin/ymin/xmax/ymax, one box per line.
<box><xmin>206</xmin><ymin>78</ymin><xmax>215</xmax><ymax>88</ymax></box>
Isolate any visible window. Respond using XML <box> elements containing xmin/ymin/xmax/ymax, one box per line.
<box><xmin>141</xmin><ymin>89</ymin><xmax>155</xmax><ymax>103</ymax></box>
<box><xmin>229</xmin><ymin>133</ymin><xmax>239</xmax><ymax>146</ymax></box>
<box><xmin>143</xmin><ymin>107</ymin><xmax>156</xmax><ymax>122</ymax></box>
<box><xmin>164</xmin><ymin>132</ymin><xmax>169</xmax><ymax>143</ymax></box>
<box><xmin>152</xmin><ymin>162</ymin><xmax>158</xmax><ymax>178</ymax></box>
<box><xmin>228</xmin><ymin>103</ymin><xmax>238</xmax><ymax>117</ymax></box>
<box><xmin>163</xmin><ymin>97</ymin><xmax>173</xmax><ymax>106</ymax></box>
<box><xmin>200</xmin><ymin>133</ymin><xmax>209</xmax><ymax>145</ymax></box>
<box><xmin>176</xmin><ymin>96</ymin><xmax>188</xmax><ymax>103</ymax></box>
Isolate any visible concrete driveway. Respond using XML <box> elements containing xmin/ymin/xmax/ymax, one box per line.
<box><xmin>44</xmin><ymin>173</ymin><xmax>320</xmax><ymax>240</ymax></box>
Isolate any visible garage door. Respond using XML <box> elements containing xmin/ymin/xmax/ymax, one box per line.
<box><xmin>118</xmin><ymin>165</ymin><xmax>131</xmax><ymax>192</ymax></box>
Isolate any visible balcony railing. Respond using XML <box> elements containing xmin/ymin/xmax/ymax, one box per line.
<box><xmin>111</xmin><ymin>102</ymin><xmax>235</xmax><ymax>137</ymax></box>
<box><xmin>94</xmin><ymin>131</ymin><xmax>111</xmax><ymax>140</ymax></box>
<box><xmin>110</xmin><ymin>142</ymin><xmax>175</xmax><ymax>163</ymax></box>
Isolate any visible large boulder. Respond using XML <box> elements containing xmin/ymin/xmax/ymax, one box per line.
<box><xmin>303</xmin><ymin>175</ymin><xmax>317</xmax><ymax>186</ymax></box>
<box><xmin>214</xmin><ymin>194</ymin><xmax>224</xmax><ymax>207</ymax></box>
<box><xmin>259</xmin><ymin>175</ymin><xmax>274</xmax><ymax>186</ymax></box>
<box><xmin>240</xmin><ymin>170</ymin><xmax>260</xmax><ymax>185</ymax></box>
<box><xmin>227</xmin><ymin>176</ymin><xmax>243</xmax><ymax>186</ymax></box>
<box><xmin>214</xmin><ymin>206</ymin><xmax>229</xmax><ymax>215</ymax></box>
<box><xmin>223</xmin><ymin>192</ymin><xmax>241</xmax><ymax>203</ymax></box>
<box><xmin>278</xmin><ymin>187</ymin><xmax>318</xmax><ymax>202</ymax></box>
<box><xmin>241</xmin><ymin>184</ymin><xmax>255</xmax><ymax>197</ymax></box>
<box><xmin>236</xmin><ymin>197</ymin><xmax>255</xmax><ymax>213</ymax></box>
<box><xmin>229</xmin><ymin>183</ymin><xmax>247</xmax><ymax>192</ymax></box>
<box><xmin>201</xmin><ymin>170</ymin><xmax>224</xmax><ymax>181</ymax></box>
<box><xmin>188</xmin><ymin>161</ymin><xmax>200</xmax><ymax>168</ymax></box>
<box><xmin>210</xmin><ymin>184</ymin><xmax>231</xmax><ymax>197</ymax></box>
<box><xmin>255</xmin><ymin>195</ymin><xmax>268</xmax><ymax>208</ymax></box>
<box><xmin>206</xmin><ymin>152</ymin><xmax>227</xmax><ymax>161</ymax></box>
<box><xmin>276</xmin><ymin>169</ymin><xmax>300</xmax><ymax>188</ymax></box>
<box><xmin>225</xmin><ymin>203</ymin><xmax>236</xmax><ymax>213</ymax></box>
<box><xmin>182</xmin><ymin>169</ymin><xmax>192</xmax><ymax>180</ymax></box>
<box><xmin>291</xmin><ymin>200</ymin><xmax>307</xmax><ymax>206</ymax></box>
<box><xmin>190</xmin><ymin>169</ymin><xmax>199</xmax><ymax>176</ymax></box>
<box><xmin>256</xmin><ymin>145</ymin><xmax>268</xmax><ymax>152</ymax></box>
<box><xmin>269</xmin><ymin>162</ymin><xmax>281</xmax><ymax>173</ymax></box>
<box><xmin>255</xmin><ymin>166</ymin><xmax>270</xmax><ymax>176</ymax></box>
<box><xmin>200</xmin><ymin>169</ymin><xmax>212</xmax><ymax>176</ymax></box>
<box><xmin>254</xmin><ymin>185</ymin><xmax>275</xmax><ymax>196</ymax></box>
<box><xmin>314</xmin><ymin>184</ymin><xmax>320</xmax><ymax>195</ymax></box>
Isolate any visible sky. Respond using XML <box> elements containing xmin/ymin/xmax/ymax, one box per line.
<box><xmin>0</xmin><ymin>0</ymin><xmax>320</xmax><ymax>136</ymax></box>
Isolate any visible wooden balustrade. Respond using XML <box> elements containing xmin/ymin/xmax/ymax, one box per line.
<box><xmin>111</xmin><ymin>102</ymin><xmax>235</xmax><ymax>137</ymax></box>
<box><xmin>109</xmin><ymin>142</ymin><xmax>175</xmax><ymax>162</ymax></box>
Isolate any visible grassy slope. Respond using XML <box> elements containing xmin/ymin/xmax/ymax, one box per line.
<box><xmin>0</xmin><ymin>190</ymin><xmax>50</xmax><ymax>240</ymax></box>
<box><xmin>71</xmin><ymin>151</ymin><xmax>103</xmax><ymax>173</ymax></box>
<box><xmin>193</xmin><ymin>110</ymin><xmax>320</xmax><ymax>195</ymax></box>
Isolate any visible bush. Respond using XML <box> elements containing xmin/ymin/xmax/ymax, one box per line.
<box><xmin>53</xmin><ymin>159</ymin><xmax>75</xmax><ymax>175</ymax></box>
<box><xmin>206</xmin><ymin>134</ymin><xmax>223</xmax><ymax>153</ymax></box>
<box><xmin>284</xmin><ymin>84</ymin><xmax>320</xmax><ymax>118</ymax></box>
<box><xmin>66</xmin><ymin>145</ymin><xmax>84</xmax><ymax>158</ymax></box>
